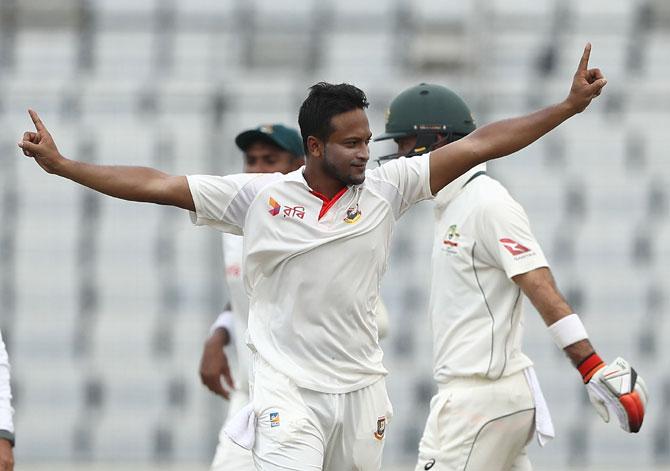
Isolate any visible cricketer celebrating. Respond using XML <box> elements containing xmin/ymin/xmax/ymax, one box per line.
<box><xmin>20</xmin><ymin>44</ymin><xmax>607</xmax><ymax>470</ymax></box>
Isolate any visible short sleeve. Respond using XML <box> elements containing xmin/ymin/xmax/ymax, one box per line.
<box><xmin>187</xmin><ymin>173</ymin><xmax>276</xmax><ymax>234</ymax></box>
<box><xmin>366</xmin><ymin>155</ymin><xmax>433</xmax><ymax>218</ymax></box>
<box><xmin>478</xmin><ymin>197</ymin><xmax>549</xmax><ymax>279</ymax></box>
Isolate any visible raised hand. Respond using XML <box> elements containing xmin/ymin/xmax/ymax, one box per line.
<box><xmin>566</xmin><ymin>43</ymin><xmax>607</xmax><ymax>113</ymax></box>
<box><xmin>17</xmin><ymin>109</ymin><xmax>64</xmax><ymax>174</ymax></box>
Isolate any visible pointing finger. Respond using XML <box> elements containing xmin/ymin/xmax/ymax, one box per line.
<box><xmin>28</xmin><ymin>109</ymin><xmax>47</xmax><ymax>133</ymax></box>
<box><xmin>578</xmin><ymin>42</ymin><xmax>592</xmax><ymax>72</ymax></box>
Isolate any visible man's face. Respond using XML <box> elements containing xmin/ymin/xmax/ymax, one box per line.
<box><xmin>395</xmin><ymin>135</ymin><xmax>419</xmax><ymax>157</ymax></box>
<box><xmin>320</xmin><ymin>108</ymin><xmax>371</xmax><ymax>186</ymax></box>
<box><xmin>243</xmin><ymin>141</ymin><xmax>301</xmax><ymax>174</ymax></box>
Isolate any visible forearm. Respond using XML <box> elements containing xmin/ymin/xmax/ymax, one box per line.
<box><xmin>514</xmin><ymin>267</ymin><xmax>594</xmax><ymax>365</ymax></box>
<box><xmin>468</xmin><ymin>101</ymin><xmax>575</xmax><ymax>163</ymax></box>
<box><xmin>513</xmin><ymin>267</ymin><xmax>572</xmax><ymax>326</ymax></box>
<box><xmin>53</xmin><ymin>158</ymin><xmax>194</xmax><ymax>210</ymax></box>
<box><xmin>58</xmin><ymin>158</ymin><xmax>169</xmax><ymax>203</ymax></box>
<box><xmin>429</xmin><ymin>101</ymin><xmax>579</xmax><ymax>193</ymax></box>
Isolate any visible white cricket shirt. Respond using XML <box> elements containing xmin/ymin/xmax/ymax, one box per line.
<box><xmin>188</xmin><ymin>157</ymin><xmax>432</xmax><ymax>393</ymax></box>
<box><xmin>428</xmin><ymin>162</ymin><xmax>548</xmax><ymax>383</ymax></box>
<box><xmin>0</xmin><ymin>329</ymin><xmax>14</xmax><ymax>440</ymax></box>
<box><xmin>221</xmin><ymin>233</ymin><xmax>251</xmax><ymax>391</ymax></box>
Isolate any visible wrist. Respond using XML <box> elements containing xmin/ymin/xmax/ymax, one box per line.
<box><xmin>559</xmin><ymin>99</ymin><xmax>579</xmax><ymax>118</ymax></box>
<box><xmin>0</xmin><ymin>430</ymin><xmax>15</xmax><ymax>448</ymax></box>
<box><xmin>577</xmin><ymin>352</ymin><xmax>605</xmax><ymax>384</ymax></box>
<box><xmin>207</xmin><ymin>327</ymin><xmax>229</xmax><ymax>347</ymax></box>
<box><xmin>53</xmin><ymin>154</ymin><xmax>72</xmax><ymax>177</ymax></box>
<box><xmin>547</xmin><ymin>313</ymin><xmax>588</xmax><ymax>349</ymax></box>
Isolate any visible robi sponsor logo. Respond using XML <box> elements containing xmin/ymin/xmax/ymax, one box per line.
<box><xmin>268</xmin><ymin>196</ymin><xmax>306</xmax><ymax>220</ymax></box>
<box><xmin>499</xmin><ymin>238</ymin><xmax>531</xmax><ymax>257</ymax></box>
<box><xmin>268</xmin><ymin>197</ymin><xmax>281</xmax><ymax>216</ymax></box>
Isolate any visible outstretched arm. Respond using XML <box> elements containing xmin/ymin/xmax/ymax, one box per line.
<box><xmin>18</xmin><ymin>110</ymin><xmax>195</xmax><ymax>211</ymax></box>
<box><xmin>429</xmin><ymin>43</ymin><xmax>606</xmax><ymax>194</ymax></box>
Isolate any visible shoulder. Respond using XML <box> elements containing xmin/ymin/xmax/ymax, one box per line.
<box><xmin>464</xmin><ymin>177</ymin><xmax>528</xmax><ymax>224</ymax></box>
<box><xmin>187</xmin><ymin>172</ymin><xmax>285</xmax><ymax>193</ymax></box>
<box><xmin>367</xmin><ymin>155</ymin><xmax>429</xmax><ymax>181</ymax></box>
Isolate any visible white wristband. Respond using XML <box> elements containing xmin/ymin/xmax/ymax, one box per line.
<box><xmin>548</xmin><ymin>313</ymin><xmax>588</xmax><ymax>349</ymax></box>
<box><xmin>209</xmin><ymin>310</ymin><xmax>235</xmax><ymax>339</ymax></box>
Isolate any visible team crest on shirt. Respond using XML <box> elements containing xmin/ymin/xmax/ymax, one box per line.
<box><xmin>374</xmin><ymin>416</ymin><xmax>386</xmax><ymax>440</ymax></box>
<box><xmin>270</xmin><ymin>412</ymin><xmax>280</xmax><ymax>428</ymax></box>
<box><xmin>442</xmin><ymin>224</ymin><xmax>460</xmax><ymax>254</ymax></box>
<box><xmin>344</xmin><ymin>204</ymin><xmax>361</xmax><ymax>224</ymax></box>
<box><xmin>499</xmin><ymin>238</ymin><xmax>533</xmax><ymax>259</ymax></box>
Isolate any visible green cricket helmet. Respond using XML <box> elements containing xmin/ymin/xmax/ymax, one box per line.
<box><xmin>374</xmin><ymin>83</ymin><xmax>476</xmax><ymax>162</ymax></box>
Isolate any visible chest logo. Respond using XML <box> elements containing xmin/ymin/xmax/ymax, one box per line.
<box><xmin>268</xmin><ymin>197</ymin><xmax>281</xmax><ymax>216</ymax></box>
<box><xmin>442</xmin><ymin>225</ymin><xmax>461</xmax><ymax>255</ymax></box>
<box><xmin>499</xmin><ymin>238</ymin><xmax>531</xmax><ymax>256</ymax></box>
<box><xmin>268</xmin><ymin>197</ymin><xmax>306</xmax><ymax>220</ymax></box>
<box><xmin>344</xmin><ymin>204</ymin><xmax>361</xmax><ymax>224</ymax></box>
<box><xmin>443</xmin><ymin>224</ymin><xmax>460</xmax><ymax>247</ymax></box>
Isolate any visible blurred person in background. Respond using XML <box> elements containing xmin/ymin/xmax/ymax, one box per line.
<box><xmin>374</xmin><ymin>79</ymin><xmax>648</xmax><ymax>471</ymax></box>
<box><xmin>18</xmin><ymin>44</ymin><xmax>606</xmax><ymax>471</ymax></box>
<box><xmin>0</xmin><ymin>330</ymin><xmax>15</xmax><ymax>471</ymax></box>
<box><xmin>199</xmin><ymin>124</ymin><xmax>305</xmax><ymax>470</ymax></box>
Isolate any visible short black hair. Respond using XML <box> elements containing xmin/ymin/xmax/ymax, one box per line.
<box><xmin>298</xmin><ymin>82</ymin><xmax>369</xmax><ymax>154</ymax></box>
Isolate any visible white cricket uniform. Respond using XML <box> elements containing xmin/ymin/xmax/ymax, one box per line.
<box><xmin>0</xmin><ymin>329</ymin><xmax>15</xmax><ymax>447</ymax></box>
<box><xmin>210</xmin><ymin>233</ymin><xmax>255</xmax><ymax>470</ymax></box>
<box><xmin>188</xmin><ymin>156</ymin><xmax>433</xmax><ymax>470</ymax></box>
<box><xmin>415</xmin><ymin>162</ymin><xmax>552</xmax><ymax>471</ymax></box>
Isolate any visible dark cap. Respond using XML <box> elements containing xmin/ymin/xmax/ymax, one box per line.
<box><xmin>235</xmin><ymin>124</ymin><xmax>304</xmax><ymax>158</ymax></box>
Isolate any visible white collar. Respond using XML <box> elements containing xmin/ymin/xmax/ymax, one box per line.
<box><xmin>433</xmin><ymin>163</ymin><xmax>487</xmax><ymax>210</ymax></box>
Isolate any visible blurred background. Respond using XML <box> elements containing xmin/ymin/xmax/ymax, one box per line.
<box><xmin>0</xmin><ymin>0</ymin><xmax>669</xmax><ymax>469</ymax></box>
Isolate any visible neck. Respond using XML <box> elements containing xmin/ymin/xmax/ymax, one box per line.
<box><xmin>303</xmin><ymin>161</ymin><xmax>347</xmax><ymax>199</ymax></box>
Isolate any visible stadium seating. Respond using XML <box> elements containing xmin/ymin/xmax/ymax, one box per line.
<box><xmin>1</xmin><ymin>0</ymin><xmax>668</xmax><ymax>468</ymax></box>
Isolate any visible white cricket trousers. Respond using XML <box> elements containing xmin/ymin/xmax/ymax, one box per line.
<box><xmin>211</xmin><ymin>388</ymin><xmax>255</xmax><ymax>470</ymax></box>
<box><xmin>415</xmin><ymin>370</ymin><xmax>535</xmax><ymax>471</ymax></box>
<box><xmin>251</xmin><ymin>354</ymin><xmax>393</xmax><ymax>470</ymax></box>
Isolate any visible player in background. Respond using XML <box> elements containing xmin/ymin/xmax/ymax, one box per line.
<box><xmin>200</xmin><ymin>124</ymin><xmax>305</xmax><ymax>470</ymax></box>
<box><xmin>374</xmin><ymin>82</ymin><xmax>648</xmax><ymax>470</ymax></box>
<box><xmin>0</xmin><ymin>330</ymin><xmax>15</xmax><ymax>471</ymax></box>
<box><xmin>19</xmin><ymin>45</ymin><xmax>608</xmax><ymax>470</ymax></box>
